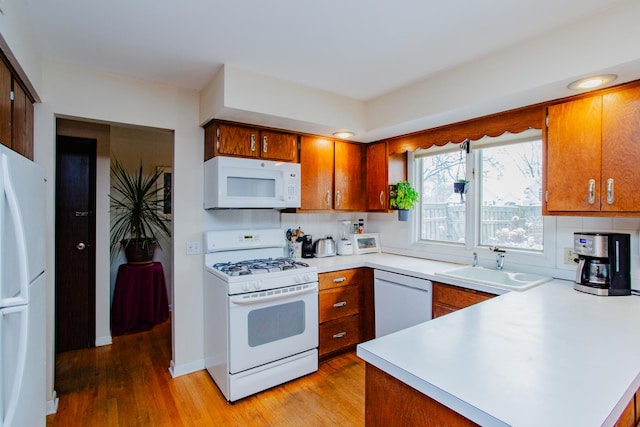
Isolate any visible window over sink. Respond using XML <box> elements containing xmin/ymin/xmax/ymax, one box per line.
<box><xmin>414</xmin><ymin>129</ymin><xmax>545</xmax><ymax>252</ymax></box>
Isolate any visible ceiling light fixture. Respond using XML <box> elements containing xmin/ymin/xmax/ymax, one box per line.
<box><xmin>333</xmin><ymin>131</ymin><xmax>354</xmax><ymax>139</ymax></box>
<box><xmin>568</xmin><ymin>74</ymin><xmax>618</xmax><ymax>91</ymax></box>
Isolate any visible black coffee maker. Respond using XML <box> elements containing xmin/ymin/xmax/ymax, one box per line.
<box><xmin>301</xmin><ymin>235</ymin><xmax>314</xmax><ymax>258</ymax></box>
<box><xmin>574</xmin><ymin>232</ymin><xmax>631</xmax><ymax>296</ymax></box>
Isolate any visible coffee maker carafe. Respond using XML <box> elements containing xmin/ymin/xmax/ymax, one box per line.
<box><xmin>574</xmin><ymin>232</ymin><xmax>631</xmax><ymax>296</ymax></box>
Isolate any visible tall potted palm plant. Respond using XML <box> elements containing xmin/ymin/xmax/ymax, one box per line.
<box><xmin>110</xmin><ymin>159</ymin><xmax>171</xmax><ymax>264</ymax></box>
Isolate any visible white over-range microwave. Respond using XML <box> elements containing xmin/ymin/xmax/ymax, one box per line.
<box><xmin>204</xmin><ymin>156</ymin><xmax>301</xmax><ymax>209</ymax></box>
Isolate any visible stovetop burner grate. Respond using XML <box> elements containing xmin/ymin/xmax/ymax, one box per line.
<box><xmin>213</xmin><ymin>257</ymin><xmax>310</xmax><ymax>276</ymax></box>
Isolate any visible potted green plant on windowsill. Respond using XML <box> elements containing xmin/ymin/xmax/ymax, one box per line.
<box><xmin>109</xmin><ymin>159</ymin><xmax>171</xmax><ymax>264</ymax></box>
<box><xmin>389</xmin><ymin>180</ymin><xmax>419</xmax><ymax>221</ymax></box>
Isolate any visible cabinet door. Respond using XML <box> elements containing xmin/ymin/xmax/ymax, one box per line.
<box><xmin>0</xmin><ymin>60</ymin><xmax>10</xmax><ymax>148</ymax></box>
<box><xmin>366</xmin><ymin>142</ymin><xmax>388</xmax><ymax>211</ymax></box>
<box><xmin>259</xmin><ymin>130</ymin><xmax>298</xmax><ymax>162</ymax></box>
<box><xmin>334</xmin><ymin>141</ymin><xmax>363</xmax><ymax>211</ymax></box>
<box><xmin>546</xmin><ymin>96</ymin><xmax>602</xmax><ymax>212</ymax></box>
<box><xmin>300</xmin><ymin>135</ymin><xmax>334</xmax><ymax>210</ymax></box>
<box><xmin>217</xmin><ymin>123</ymin><xmax>259</xmax><ymax>158</ymax></box>
<box><xmin>12</xmin><ymin>81</ymin><xmax>33</xmax><ymax>160</ymax></box>
<box><xmin>601</xmin><ymin>85</ymin><xmax>640</xmax><ymax>212</ymax></box>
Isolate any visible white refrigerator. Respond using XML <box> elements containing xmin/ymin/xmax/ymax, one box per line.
<box><xmin>0</xmin><ymin>144</ymin><xmax>46</xmax><ymax>427</ymax></box>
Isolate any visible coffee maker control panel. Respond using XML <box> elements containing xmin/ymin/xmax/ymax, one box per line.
<box><xmin>574</xmin><ymin>233</ymin><xmax>608</xmax><ymax>258</ymax></box>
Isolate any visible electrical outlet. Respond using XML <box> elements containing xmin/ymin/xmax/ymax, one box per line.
<box><xmin>564</xmin><ymin>248</ymin><xmax>577</xmax><ymax>265</ymax></box>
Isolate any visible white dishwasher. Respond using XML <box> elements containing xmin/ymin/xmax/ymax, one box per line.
<box><xmin>374</xmin><ymin>269</ymin><xmax>432</xmax><ymax>337</ymax></box>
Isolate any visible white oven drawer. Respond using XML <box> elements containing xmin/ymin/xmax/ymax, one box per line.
<box><xmin>228</xmin><ymin>283</ymin><xmax>318</xmax><ymax>374</ymax></box>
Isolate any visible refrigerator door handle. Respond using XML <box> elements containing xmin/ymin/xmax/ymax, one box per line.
<box><xmin>0</xmin><ymin>154</ymin><xmax>30</xmax><ymax>307</ymax></box>
<box><xmin>0</xmin><ymin>305</ymin><xmax>29</xmax><ymax>427</ymax></box>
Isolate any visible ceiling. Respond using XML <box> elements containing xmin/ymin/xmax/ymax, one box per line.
<box><xmin>11</xmin><ymin>0</ymin><xmax>640</xmax><ymax>140</ymax></box>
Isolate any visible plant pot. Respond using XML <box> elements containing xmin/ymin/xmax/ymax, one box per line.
<box><xmin>398</xmin><ymin>209</ymin><xmax>410</xmax><ymax>221</ymax></box>
<box><xmin>453</xmin><ymin>182</ymin><xmax>469</xmax><ymax>194</ymax></box>
<box><xmin>123</xmin><ymin>239</ymin><xmax>156</xmax><ymax>264</ymax></box>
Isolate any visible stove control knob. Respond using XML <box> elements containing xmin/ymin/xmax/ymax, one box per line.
<box><xmin>294</xmin><ymin>276</ymin><xmax>302</xmax><ymax>284</ymax></box>
<box><xmin>242</xmin><ymin>282</ymin><xmax>251</xmax><ymax>292</ymax></box>
<box><xmin>303</xmin><ymin>274</ymin><xmax>311</xmax><ymax>282</ymax></box>
<box><xmin>253</xmin><ymin>281</ymin><xmax>262</xmax><ymax>290</ymax></box>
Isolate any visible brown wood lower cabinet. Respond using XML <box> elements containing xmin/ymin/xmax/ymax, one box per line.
<box><xmin>365</xmin><ymin>363</ymin><xmax>478</xmax><ymax>427</ymax></box>
<box><xmin>432</xmin><ymin>281</ymin><xmax>495</xmax><ymax>318</ymax></box>
<box><xmin>318</xmin><ymin>268</ymin><xmax>374</xmax><ymax>359</ymax></box>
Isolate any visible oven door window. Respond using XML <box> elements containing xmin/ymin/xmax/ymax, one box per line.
<box><xmin>248</xmin><ymin>301</ymin><xmax>305</xmax><ymax>347</ymax></box>
<box><xmin>228</xmin><ymin>289</ymin><xmax>318</xmax><ymax>374</ymax></box>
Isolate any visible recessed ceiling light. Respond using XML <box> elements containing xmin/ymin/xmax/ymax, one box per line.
<box><xmin>333</xmin><ymin>131</ymin><xmax>354</xmax><ymax>139</ymax></box>
<box><xmin>568</xmin><ymin>74</ymin><xmax>617</xmax><ymax>90</ymax></box>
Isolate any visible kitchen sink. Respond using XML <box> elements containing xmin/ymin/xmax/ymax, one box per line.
<box><xmin>435</xmin><ymin>265</ymin><xmax>552</xmax><ymax>291</ymax></box>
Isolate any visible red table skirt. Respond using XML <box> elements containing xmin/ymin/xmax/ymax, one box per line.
<box><xmin>111</xmin><ymin>262</ymin><xmax>169</xmax><ymax>336</ymax></box>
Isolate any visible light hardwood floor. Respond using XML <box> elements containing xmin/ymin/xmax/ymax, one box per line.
<box><xmin>46</xmin><ymin>317</ymin><xmax>365</xmax><ymax>426</ymax></box>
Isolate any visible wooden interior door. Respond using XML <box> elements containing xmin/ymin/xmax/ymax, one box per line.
<box><xmin>55</xmin><ymin>136</ymin><xmax>96</xmax><ymax>353</ymax></box>
<box><xmin>601</xmin><ymin>85</ymin><xmax>640</xmax><ymax>212</ymax></box>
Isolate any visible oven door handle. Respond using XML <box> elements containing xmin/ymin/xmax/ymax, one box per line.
<box><xmin>230</xmin><ymin>282</ymin><xmax>318</xmax><ymax>305</ymax></box>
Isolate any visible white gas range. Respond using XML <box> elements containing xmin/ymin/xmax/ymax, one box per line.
<box><xmin>203</xmin><ymin>228</ymin><xmax>319</xmax><ymax>402</ymax></box>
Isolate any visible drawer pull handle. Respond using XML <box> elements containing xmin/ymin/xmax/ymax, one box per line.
<box><xmin>333</xmin><ymin>332</ymin><xmax>347</xmax><ymax>339</ymax></box>
<box><xmin>333</xmin><ymin>301</ymin><xmax>346</xmax><ymax>308</ymax></box>
<box><xmin>332</xmin><ymin>277</ymin><xmax>346</xmax><ymax>283</ymax></box>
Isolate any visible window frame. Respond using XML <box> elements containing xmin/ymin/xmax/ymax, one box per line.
<box><xmin>408</xmin><ymin>133</ymin><xmax>557</xmax><ymax>271</ymax></box>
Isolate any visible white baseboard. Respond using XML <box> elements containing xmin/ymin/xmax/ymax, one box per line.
<box><xmin>46</xmin><ymin>390</ymin><xmax>59</xmax><ymax>415</ymax></box>
<box><xmin>95</xmin><ymin>335</ymin><xmax>112</xmax><ymax>346</ymax></box>
<box><xmin>169</xmin><ymin>358</ymin><xmax>204</xmax><ymax>378</ymax></box>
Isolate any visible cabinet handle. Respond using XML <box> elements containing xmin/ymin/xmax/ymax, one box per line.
<box><xmin>379</xmin><ymin>190</ymin><xmax>384</xmax><ymax>207</ymax></box>
<box><xmin>250</xmin><ymin>134</ymin><xmax>256</xmax><ymax>152</ymax></box>
<box><xmin>332</xmin><ymin>277</ymin><xmax>346</xmax><ymax>283</ymax></box>
<box><xmin>333</xmin><ymin>332</ymin><xmax>347</xmax><ymax>339</ymax></box>
<box><xmin>588</xmin><ymin>179</ymin><xmax>595</xmax><ymax>204</ymax></box>
<box><xmin>333</xmin><ymin>301</ymin><xmax>347</xmax><ymax>308</ymax></box>
<box><xmin>263</xmin><ymin>135</ymin><xmax>268</xmax><ymax>153</ymax></box>
<box><xmin>336</xmin><ymin>190</ymin><xmax>341</xmax><ymax>207</ymax></box>
<box><xmin>216</xmin><ymin>127</ymin><xmax>220</xmax><ymax>150</ymax></box>
<box><xmin>326</xmin><ymin>190</ymin><xmax>331</xmax><ymax>206</ymax></box>
<box><xmin>607</xmin><ymin>178</ymin><xmax>614</xmax><ymax>204</ymax></box>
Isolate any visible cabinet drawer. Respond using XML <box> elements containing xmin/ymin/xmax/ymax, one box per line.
<box><xmin>319</xmin><ymin>269</ymin><xmax>363</xmax><ymax>290</ymax></box>
<box><xmin>433</xmin><ymin>282</ymin><xmax>494</xmax><ymax>310</ymax></box>
<box><xmin>319</xmin><ymin>315</ymin><xmax>360</xmax><ymax>357</ymax></box>
<box><xmin>319</xmin><ymin>284</ymin><xmax>360</xmax><ymax>322</ymax></box>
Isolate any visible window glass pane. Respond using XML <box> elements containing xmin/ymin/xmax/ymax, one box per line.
<box><xmin>420</xmin><ymin>151</ymin><xmax>466</xmax><ymax>243</ymax></box>
<box><xmin>480</xmin><ymin>140</ymin><xmax>543</xmax><ymax>250</ymax></box>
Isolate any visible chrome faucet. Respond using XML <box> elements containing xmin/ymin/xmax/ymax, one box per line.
<box><xmin>490</xmin><ymin>246</ymin><xmax>506</xmax><ymax>270</ymax></box>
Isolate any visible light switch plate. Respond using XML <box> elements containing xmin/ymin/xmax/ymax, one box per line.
<box><xmin>186</xmin><ymin>241</ymin><xmax>201</xmax><ymax>255</ymax></box>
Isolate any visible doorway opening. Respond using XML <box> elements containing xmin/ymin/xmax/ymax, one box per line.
<box><xmin>54</xmin><ymin>117</ymin><xmax>174</xmax><ymax>362</ymax></box>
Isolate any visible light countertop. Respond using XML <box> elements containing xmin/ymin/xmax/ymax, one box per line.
<box><xmin>306</xmin><ymin>253</ymin><xmax>640</xmax><ymax>426</ymax></box>
<box><xmin>357</xmin><ymin>280</ymin><xmax>640</xmax><ymax>426</ymax></box>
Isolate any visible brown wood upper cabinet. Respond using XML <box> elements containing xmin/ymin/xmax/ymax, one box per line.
<box><xmin>365</xmin><ymin>141</ymin><xmax>407</xmax><ymax>212</ymax></box>
<box><xmin>299</xmin><ymin>135</ymin><xmax>364</xmax><ymax>211</ymax></box>
<box><xmin>204</xmin><ymin>121</ymin><xmax>298</xmax><ymax>162</ymax></box>
<box><xmin>545</xmin><ymin>82</ymin><xmax>640</xmax><ymax>215</ymax></box>
<box><xmin>0</xmin><ymin>57</ymin><xmax>34</xmax><ymax>160</ymax></box>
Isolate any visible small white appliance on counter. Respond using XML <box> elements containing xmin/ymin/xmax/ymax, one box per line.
<box><xmin>203</xmin><ymin>228</ymin><xmax>318</xmax><ymax>402</ymax></box>
<box><xmin>203</xmin><ymin>156</ymin><xmax>301</xmax><ymax>209</ymax></box>
<box><xmin>0</xmin><ymin>145</ymin><xmax>47</xmax><ymax>427</ymax></box>
<box><xmin>349</xmin><ymin>233</ymin><xmax>381</xmax><ymax>255</ymax></box>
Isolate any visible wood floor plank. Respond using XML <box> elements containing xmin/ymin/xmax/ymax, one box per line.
<box><xmin>47</xmin><ymin>317</ymin><xmax>365</xmax><ymax>426</ymax></box>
